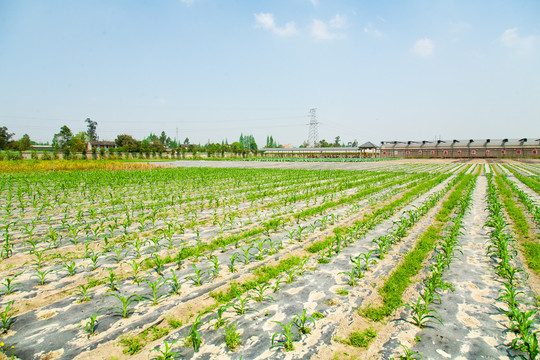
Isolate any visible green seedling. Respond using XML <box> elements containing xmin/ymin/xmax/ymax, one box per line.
<box><xmin>76</xmin><ymin>284</ymin><xmax>92</xmax><ymax>303</ymax></box>
<box><xmin>106</xmin><ymin>293</ymin><xmax>140</xmax><ymax>318</ymax></box>
<box><xmin>271</xmin><ymin>319</ymin><xmax>300</xmax><ymax>351</ymax></box>
<box><xmin>338</xmin><ymin>268</ymin><xmax>358</xmax><ymax>286</ymax></box>
<box><xmin>33</xmin><ymin>269</ymin><xmax>54</xmax><ymax>286</ymax></box>
<box><xmin>0</xmin><ymin>301</ymin><xmax>15</xmax><ymax>333</ymax></box>
<box><xmin>407</xmin><ymin>298</ymin><xmax>443</xmax><ymax>329</ymax></box>
<box><xmin>153</xmin><ymin>254</ymin><xmax>165</xmax><ymax>275</ymax></box>
<box><xmin>61</xmin><ymin>260</ymin><xmax>80</xmax><ymax>276</ymax></box>
<box><xmin>252</xmin><ymin>283</ymin><xmax>274</xmax><ymax>302</ymax></box>
<box><xmin>167</xmin><ymin>269</ymin><xmax>182</xmax><ymax>295</ymax></box>
<box><xmin>396</xmin><ymin>343</ymin><xmax>423</xmax><ymax>359</ymax></box>
<box><xmin>210</xmin><ymin>304</ymin><xmax>231</xmax><ymax>329</ymax></box>
<box><xmin>150</xmin><ymin>340</ymin><xmax>181</xmax><ymax>360</ymax></box>
<box><xmin>106</xmin><ymin>268</ymin><xmax>119</xmax><ymax>291</ymax></box>
<box><xmin>128</xmin><ymin>259</ymin><xmax>142</xmax><ymax>284</ymax></box>
<box><xmin>285</xmin><ymin>267</ymin><xmax>298</xmax><ymax>283</ymax></box>
<box><xmin>188</xmin><ymin>313</ymin><xmax>206</xmax><ymax>353</ymax></box>
<box><xmin>228</xmin><ymin>253</ymin><xmax>239</xmax><ymax>273</ymax></box>
<box><xmin>230</xmin><ymin>294</ymin><xmax>252</xmax><ymax>315</ymax></box>
<box><xmin>1</xmin><ymin>272</ymin><xmax>22</xmax><ymax>295</ymax></box>
<box><xmin>143</xmin><ymin>277</ymin><xmax>169</xmax><ymax>306</ymax></box>
<box><xmin>273</xmin><ymin>276</ymin><xmax>283</xmax><ymax>293</ymax></box>
<box><xmin>186</xmin><ymin>264</ymin><xmax>205</xmax><ymax>286</ymax></box>
<box><xmin>85</xmin><ymin>310</ymin><xmax>100</xmax><ymax>336</ymax></box>
<box><xmin>207</xmin><ymin>255</ymin><xmax>220</xmax><ymax>278</ymax></box>
<box><xmin>293</xmin><ymin>308</ymin><xmax>316</xmax><ymax>334</ymax></box>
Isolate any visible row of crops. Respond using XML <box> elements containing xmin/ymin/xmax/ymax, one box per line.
<box><xmin>0</xmin><ymin>160</ymin><xmax>539</xmax><ymax>359</ymax></box>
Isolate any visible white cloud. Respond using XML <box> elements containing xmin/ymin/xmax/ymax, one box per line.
<box><xmin>310</xmin><ymin>0</ymin><xmax>318</xmax><ymax>6</ymax></box>
<box><xmin>180</xmin><ymin>0</ymin><xmax>196</xmax><ymax>5</ymax></box>
<box><xmin>364</xmin><ymin>23</ymin><xmax>384</xmax><ymax>38</ymax></box>
<box><xmin>412</xmin><ymin>38</ymin><xmax>434</xmax><ymax>56</ymax></box>
<box><xmin>329</xmin><ymin>14</ymin><xmax>346</xmax><ymax>28</ymax></box>
<box><xmin>311</xmin><ymin>15</ymin><xmax>346</xmax><ymax>40</ymax></box>
<box><xmin>254</xmin><ymin>13</ymin><xmax>297</xmax><ymax>36</ymax></box>
<box><xmin>500</xmin><ymin>28</ymin><xmax>535</xmax><ymax>55</ymax></box>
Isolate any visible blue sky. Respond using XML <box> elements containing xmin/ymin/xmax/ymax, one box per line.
<box><xmin>0</xmin><ymin>0</ymin><xmax>539</xmax><ymax>146</ymax></box>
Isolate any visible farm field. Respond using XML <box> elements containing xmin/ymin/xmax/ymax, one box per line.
<box><xmin>1</xmin><ymin>159</ymin><xmax>540</xmax><ymax>359</ymax></box>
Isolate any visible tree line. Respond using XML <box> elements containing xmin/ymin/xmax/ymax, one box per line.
<box><xmin>0</xmin><ymin>119</ymin><xmax>269</xmax><ymax>159</ymax></box>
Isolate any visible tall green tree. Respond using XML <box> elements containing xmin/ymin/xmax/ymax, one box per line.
<box><xmin>265</xmin><ymin>135</ymin><xmax>279</xmax><ymax>148</ymax></box>
<box><xmin>85</xmin><ymin>118</ymin><xmax>98</xmax><ymax>141</ymax></box>
<box><xmin>0</xmin><ymin>126</ymin><xmax>14</xmax><ymax>150</ymax></box>
<box><xmin>52</xmin><ymin>125</ymin><xmax>73</xmax><ymax>151</ymax></box>
<box><xmin>239</xmin><ymin>133</ymin><xmax>257</xmax><ymax>151</ymax></box>
<box><xmin>11</xmin><ymin>134</ymin><xmax>32</xmax><ymax>151</ymax></box>
<box><xmin>115</xmin><ymin>134</ymin><xmax>141</xmax><ymax>153</ymax></box>
<box><xmin>71</xmin><ymin>132</ymin><xmax>88</xmax><ymax>153</ymax></box>
<box><xmin>159</xmin><ymin>131</ymin><xmax>171</xmax><ymax>148</ymax></box>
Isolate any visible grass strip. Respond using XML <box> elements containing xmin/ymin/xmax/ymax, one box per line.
<box><xmin>494</xmin><ymin>173</ymin><xmax>540</xmax><ymax>276</ymax></box>
<box><xmin>209</xmin><ymin>255</ymin><xmax>304</xmax><ymax>303</ymax></box>
<box><xmin>361</xmin><ymin>173</ymin><xmax>475</xmax><ymax>321</ymax></box>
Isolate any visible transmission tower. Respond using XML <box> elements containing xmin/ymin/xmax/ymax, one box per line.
<box><xmin>307</xmin><ymin>108</ymin><xmax>319</xmax><ymax>147</ymax></box>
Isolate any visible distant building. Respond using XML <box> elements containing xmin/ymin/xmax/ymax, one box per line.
<box><xmin>261</xmin><ymin>143</ymin><xmax>379</xmax><ymax>158</ymax></box>
<box><xmin>31</xmin><ymin>144</ymin><xmax>54</xmax><ymax>152</ymax></box>
<box><xmin>380</xmin><ymin>138</ymin><xmax>540</xmax><ymax>158</ymax></box>
<box><xmin>87</xmin><ymin>141</ymin><xmax>117</xmax><ymax>151</ymax></box>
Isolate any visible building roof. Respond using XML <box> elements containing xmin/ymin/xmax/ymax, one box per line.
<box><xmin>358</xmin><ymin>141</ymin><xmax>378</xmax><ymax>149</ymax></box>
<box><xmin>261</xmin><ymin>147</ymin><xmax>362</xmax><ymax>152</ymax></box>
<box><xmin>90</xmin><ymin>141</ymin><xmax>116</xmax><ymax>146</ymax></box>
<box><xmin>381</xmin><ymin>138</ymin><xmax>540</xmax><ymax>149</ymax></box>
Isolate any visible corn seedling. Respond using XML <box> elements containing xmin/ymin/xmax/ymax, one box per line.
<box><xmin>188</xmin><ymin>312</ymin><xmax>206</xmax><ymax>352</ymax></box>
<box><xmin>407</xmin><ymin>298</ymin><xmax>443</xmax><ymax>328</ymax></box>
<box><xmin>207</xmin><ymin>255</ymin><xmax>220</xmax><ymax>278</ymax></box>
<box><xmin>167</xmin><ymin>269</ymin><xmax>182</xmax><ymax>295</ymax></box>
<box><xmin>76</xmin><ymin>284</ymin><xmax>92</xmax><ymax>303</ymax></box>
<box><xmin>186</xmin><ymin>264</ymin><xmax>205</xmax><ymax>286</ymax></box>
<box><xmin>33</xmin><ymin>269</ymin><xmax>54</xmax><ymax>286</ymax></box>
<box><xmin>106</xmin><ymin>268</ymin><xmax>119</xmax><ymax>291</ymax></box>
<box><xmin>293</xmin><ymin>308</ymin><xmax>316</xmax><ymax>334</ymax></box>
<box><xmin>210</xmin><ymin>304</ymin><xmax>231</xmax><ymax>329</ymax></box>
<box><xmin>61</xmin><ymin>260</ymin><xmax>80</xmax><ymax>276</ymax></box>
<box><xmin>1</xmin><ymin>272</ymin><xmax>22</xmax><ymax>295</ymax></box>
<box><xmin>106</xmin><ymin>293</ymin><xmax>140</xmax><ymax>318</ymax></box>
<box><xmin>128</xmin><ymin>259</ymin><xmax>142</xmax><ymax>284</ymax></box>
<box><xmin>143</xmin><ymin>277</ymin><xmax>169</xmax><ymax>306</ymax></box>
<box><xmin>271</xmin><ymin>319</ymin><xmax>300</xmax><ymax>351</ymax></box>
<box><xmin>230</xmin><ymin>294</ymin><xmax>252</xmax><ymax>315</ymax></box>
<box><xmin>395</xmin><ymin>343</ymin><xmax>423</xmax><ymax>360</ymax></box>
<box><xmin>150</xmin><ymin>340</ymin><xmax>181</xmax><ymax>360</ymax></box>
<box><xmin>228</xmin><ymin>253</ymin><xmax>239</xmax><ymax>273</ymax></box>
<box><xmin>339</xmin><ymin>268</ymin><xmax>359</xmax><ymax>286</ymax></box>
<box><xmin>252</xmin><ymin>282</ymin><xmax>274</xmax><ymax>302</ymax></box>
<box><xmin>85</xmin><ymin>310</ymin><xmax>100</xmax><ymax>336</ymax></box>
<box><xmin>0</xmin><ymin>301</ymin><xmax>15</xmax><ymax>333</ymax></box>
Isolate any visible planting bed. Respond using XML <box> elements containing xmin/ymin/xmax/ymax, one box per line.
<box><xmin>1</xmin><ymin>159</ymin><xmax>540</xmax><ymax>359</ymax></box>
